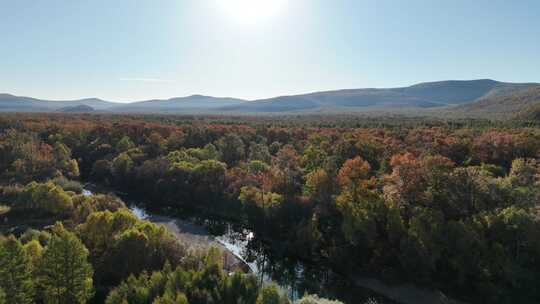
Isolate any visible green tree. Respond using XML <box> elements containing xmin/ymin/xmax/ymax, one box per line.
<box><xmin>192</xmin><ymin>160</ymin><xmax>228</xmax><ymax>205</ymax></box>
<box><xmin>304</xmin><ymin>168</ymin><xmax>333</xmax><ymax>203</ymax></box>
<box><xmin>334</xmin><ymin>190</ymin><xmax>378</xmax><ymax>248</ymax></box>
<box><xmin>302</xmin><ymin>145</ymin><xmax>327</xmax><ymax>172</ymax></box>
<box><xmin>39</xmin><ymin>223</ymin><xmax>94</xmax><ymax>304</ymax></box>
<box><xmin>77</xmin><ymin>209</ymin><xmax>138</xmax><ymax>262</ymax></box>
<box><xmin>153</xmin><ymin>292</ymin><xmax>188</xmax><ymax>304</ymax></box>
<box><xmin>249</xmin><ymin>143</ymin><xmax>272</xmax><ymax>163</ymax></box>
<box><xmin>297</xmin><ymin>294</ymin><xmax>344</xmax><ymax>304</ymax></box>
<box><xmin>508</xmin><ymin>158</ymin><xmax>539</xmax><ymax>187</ymax></box>
<box><xmin>66</xmin><ymin>159</ymin><xmax>80</xmax><ymax>178</ymax></box>
<box><xmin>223</xmin><ymin>272</ymin><xmax>258</xmax><ymax>304</ymax></box>
<box><xmin>111</xmin><ymin>152</ymin><xmax>134</xmax><ymax>184</ymax></box>
<box><xmin>145</xmin><ymin>132</ymin><xmax>167</xmax><ymax>157</ymax></box>
<box><xmin>0</xmin><ymin>236</ymin><xmax>34</xmax><ymax>304</ymax></box>
<box><xmin>16</xmin><ymin>181</ymin><xmax>74</xmax><ymax>216</ymax></box>
<box><xmin>217</xmin><ymin>133</ymin><xmax>245</xmax><ymax>165</ymax></box>
<box><xmin>399</xmin><ymin>207</ymin><xmax>445</xmax><ymax>282</ymax></box>
<box><xmin>187</xmin><ymin>143</ymin><xmax>221</xmax><ymax>160</ymax></box>
<box><xmin>116</xmin><ymin>136</ymin><xmax>135</xmax><ymax>153</ymax></box>
<box><xmin>24</xmin><ymin>239</ymin><xmax>43</xmax><ymax>271</ymax></box>
<box><xmin>90</xmin><ymin>159</ymin><xmax>112</xmax><ymax>183</ymax></box>
<box><xmin>104</xmin><ymin>273</ymin><xmax>153</xmax><ymax>304</ymax></box>
<box><xmin>256</xmin><ymin>284</ymin><xmax>288</xmax><ymax>304</ymax></box>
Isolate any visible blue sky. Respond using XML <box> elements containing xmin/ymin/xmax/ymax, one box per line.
<box><xmin>1</xmin><ymin>0</ymin><xmax>539</xmax><ymax>102</ymax></box>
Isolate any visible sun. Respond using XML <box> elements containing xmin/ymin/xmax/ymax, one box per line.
<box><xmin>218</xmin><ymin>0</ymin><xmax>286</xmax><ymax>25</ymax></box>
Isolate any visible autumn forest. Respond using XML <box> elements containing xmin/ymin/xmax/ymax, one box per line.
<box><xmin>0</xmin><ymin>114</ymin><xmax>539</xmax><ymax>304</ymax></box>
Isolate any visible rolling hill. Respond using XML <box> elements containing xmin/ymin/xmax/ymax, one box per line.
<box><xmin>0</xmin><ymin>93</ymin><xmax>247</xmax><ymax>114</ymax></box>
<box><xmin>110</xmin><ymin>95</ymin><xmax>247</xmax><ymax>113</ymax></box>
<box><xmin>1</xmin><ymin>79</ymin><xmax>538</xmax><ymax>115</ymax></box>
<box><xmin>221</xmin><ymin>79</ymin><xmax>538</xmax><ymax>113</ymax></box>
<box><xmin>0</xmin><ymin>94</ymin><xmax>116</xmax><ymax>112</ymax></box>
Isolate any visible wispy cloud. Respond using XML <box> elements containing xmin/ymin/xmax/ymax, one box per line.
<box><xmin>119</xmin><ymin>77</ymin><xmax>174</xmax><ymax>83</ymax></box>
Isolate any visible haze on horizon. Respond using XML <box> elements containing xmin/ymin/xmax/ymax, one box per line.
<box><xmin>1</xmin><ymin>0</ymin><xmax>539</xmax><ymax>103</ymax></box>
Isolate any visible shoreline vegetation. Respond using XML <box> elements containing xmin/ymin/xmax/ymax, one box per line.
<box><xmin>87</xmin><ymin>182</ymin><xmax>466</xmax><ymax>304</ymax></box>
<box><xmin>137</xmin><ymin>204</ymin><xmax>467</xmax><ymax>304</ymax></box>
<box><xmin>84</xmin><ymin>182</ymin><xmax>463</xmax><ymax>304</ymax></box>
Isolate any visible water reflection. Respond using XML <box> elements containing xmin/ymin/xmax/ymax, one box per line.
<box><xmin>81</xmin><ymin>187</ymin><xmax>394</xmax><ymax>304</ymax></box>
<box><xmin>241</xmin><ymin>238</ymin><xmax>393</xmax><ymax>304</ymax></box>
<box><xmin>130</xmin><ymin>205</ymin><xmax>149</xmax><ymax>220</ymax></box>
<box><xmin>134</xmin><ymin>207</ymin><xmax>394</xmax><ymax>304</ymax></box>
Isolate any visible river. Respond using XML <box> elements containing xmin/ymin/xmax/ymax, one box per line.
<box><xmin>129</xmin><ymin>205</ymin><xmax>392</xmax><ymax>304</ymax></box>
<box><xmin>83</xmin><ymin>187</ymin><xmax>464</xmax><ymax>304</ymax></box>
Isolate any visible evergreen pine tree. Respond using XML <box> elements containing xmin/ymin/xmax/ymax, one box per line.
<box><xmin>0</xmin><ymin>236</ymin><xmax>34</xmax><ymax>304</ymax></box>
<box><xmin>39</xmin><ymin>223</ymin><xmax>94</xmax><ymax>304</ymax></box>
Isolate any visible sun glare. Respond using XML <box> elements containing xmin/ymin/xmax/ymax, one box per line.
<box><xmin>218</xmin><ymin>0</ymin><xmax>286</xmax><ymax>25</ymax></box>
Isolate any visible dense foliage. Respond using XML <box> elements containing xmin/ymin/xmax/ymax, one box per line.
<box><xmin>0</xmin><ymin>114</ymin><xmax>352</xmax><ymax>304</ymax></box>
<box><xmin>0</xmin><ymin>114</ymin><xmax>539</xmax><ymax>303</ymax></box>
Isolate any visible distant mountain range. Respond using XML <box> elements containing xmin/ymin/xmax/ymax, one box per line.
<box><xmin>1</xmin><ymin>79</ymin><xmax>539</xmax><ymax>117</ymax></box>
<box><xmin>111</xmin><ymin>95</ymin><xmax>247</xmax><ymax>113</ymax></box>
<box><xmin>224</xmin><ymin>79</ymin><xmax>538</xmax><ymax>113</ymax></box>
<box><xmin>57</xmin><ymin>104</ymin><xmax>96</xmax><ymax>113</ymax></box>
<box><xmin>0</xmin><ymin>94</ymin><xmax>116</xmax><ymax>112</ymax></box>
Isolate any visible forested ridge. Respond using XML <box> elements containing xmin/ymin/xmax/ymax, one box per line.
<box><xmin>0</xmin><ymin>113</ymin><xmax>539</xmax><ymax>303</ymax></box>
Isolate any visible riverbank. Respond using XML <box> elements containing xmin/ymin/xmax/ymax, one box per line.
<box><xmin>84</xmin><ymin>183</ymin><xmax>254</xmax><ymax>270</ymax></box>
<box><xmin>140</xmin><ymin>210</ymin><xmax>467</xmax><ymax>304</ymax></box>
<box><xmin>147</xmin><ymin>213</ymin><xmax>252</xmax><ymax>273</ymax></box>
<box><xmin>84</xmin><ymin>184</ymin><xmax>466</xmax><ymax>304</ymax></box>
